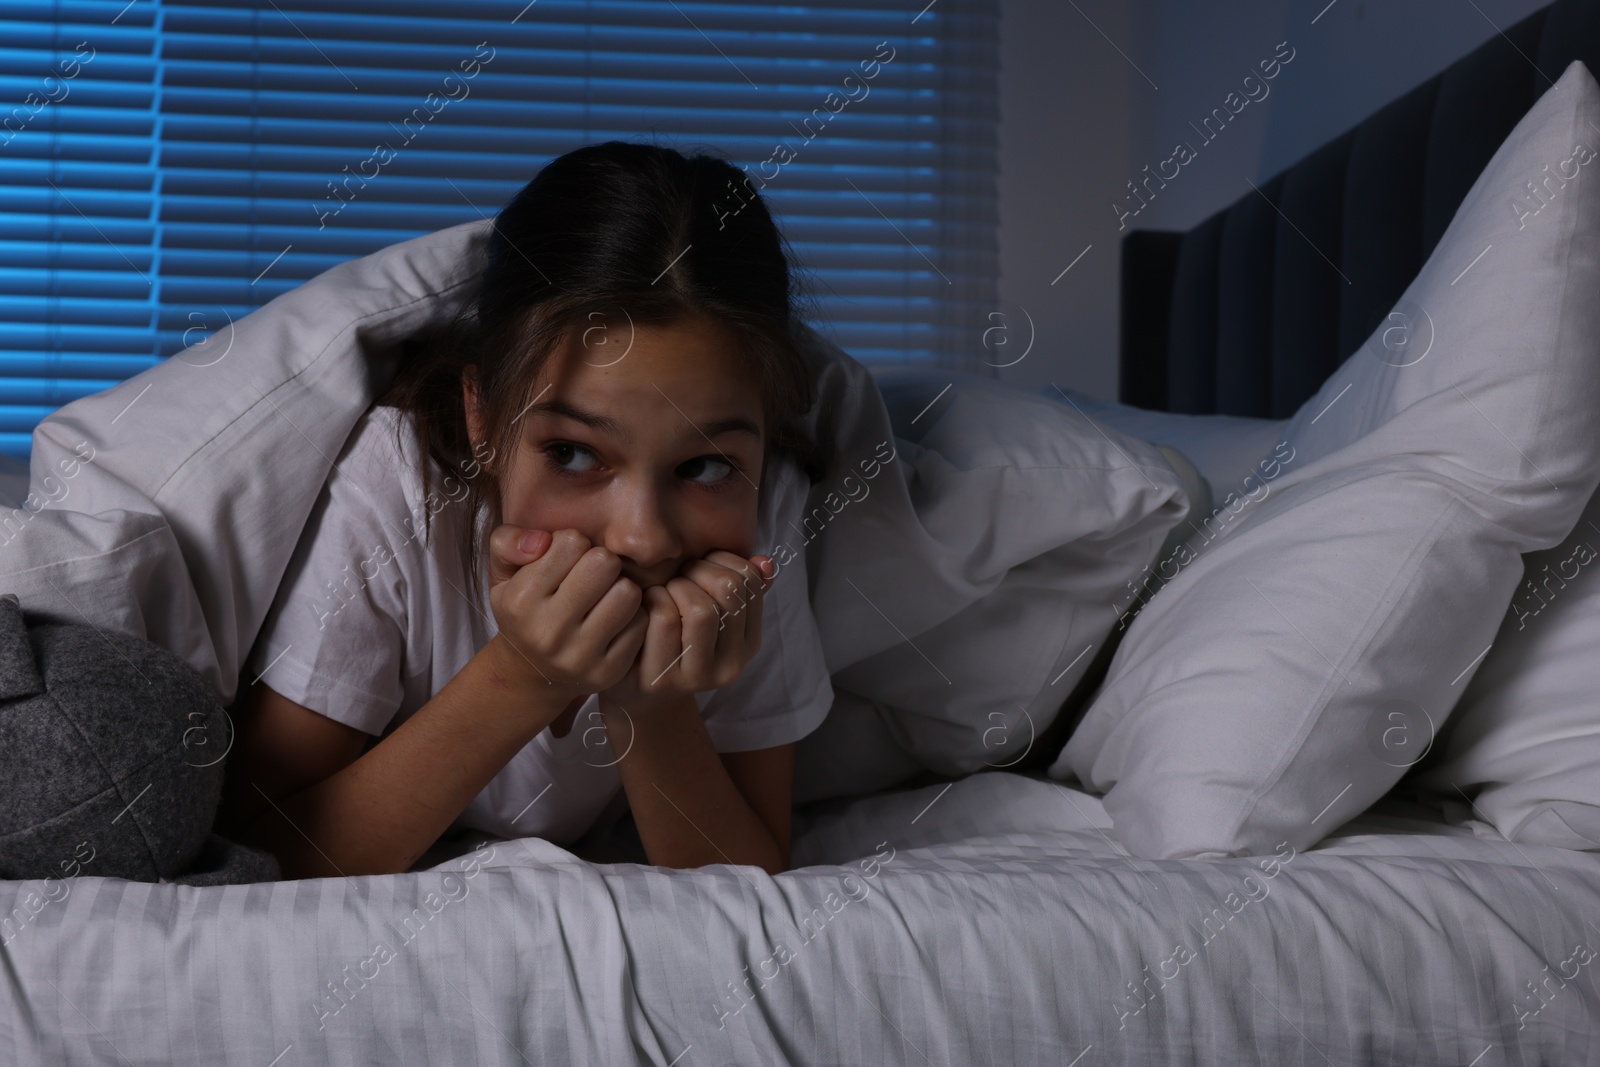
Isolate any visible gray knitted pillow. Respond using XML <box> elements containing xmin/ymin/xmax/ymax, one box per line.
<box><xmin>0</xmin><ymin>594</ymin><xmax>278</xmax><ymax>885</ymax></box>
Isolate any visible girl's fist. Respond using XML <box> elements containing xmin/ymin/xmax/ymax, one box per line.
<box><xmin>598</xmin><ymin>550</ymin><xmax>772</xmax><ymax>716</ymax></box>
<box><xmin>484</xmin><ymin>525</ymin><xmax>649</xmax><ymax>703</ymax></box>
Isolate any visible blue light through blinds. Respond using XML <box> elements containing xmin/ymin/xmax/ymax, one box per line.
<box><xmin>1</xmin><ymin>1</ymin><xmax>158</xmax><ymax>458</ymax></box>
<box><xmin>1</xmin><ymin>0</ymin><xmax>999</xmax><ymax>460</ymax></box>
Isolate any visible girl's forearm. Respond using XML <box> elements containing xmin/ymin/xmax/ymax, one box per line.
<box><xmin>601</xmin><ymin>695</ymin><xmax>786</xmax><ymax>875</ymax></box>
<box><xmin>239</xmin><ymin>635</ymin><xmax>577</xmax><ymax>879</ymax></box>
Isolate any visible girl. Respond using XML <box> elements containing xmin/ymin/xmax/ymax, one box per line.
<box><xmin>216</xmin><ymin>141</ymin><xmax>836</xmax><ymax>879</ymax></box>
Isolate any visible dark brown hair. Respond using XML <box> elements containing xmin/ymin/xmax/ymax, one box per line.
<box><xmin>376</xmin><ymin>139</ymin><xmax>824</xmax><ymax>606</ymax></box>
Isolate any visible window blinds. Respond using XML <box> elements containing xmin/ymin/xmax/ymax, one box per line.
<box><xmin>0</xmin><ymin>0</ymin><xmax>999</xmax><ymax>460</ymax></box>
<box><xmin>1</xmin><ymin>1</ymin><xmax>157</xmax><ymax>459</ymax></box>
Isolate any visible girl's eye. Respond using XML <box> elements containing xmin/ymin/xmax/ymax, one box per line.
<box><xmin>541</xmin><ymin>443</ymin><xmax>744</xmax><ymax>491</ymax></box>
<box><xmin>542</xmin><ymin>442</ymin><xmax>599</xmax><ymax>476</ymax></box>
<box><xmin>679</xmin><ymin>455</ymin><xmax>742</xmax><ymax>488</ymax></box>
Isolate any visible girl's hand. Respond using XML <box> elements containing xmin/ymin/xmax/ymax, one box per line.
<box><xmin>598</xmin><ymin>551</ymin><xmax>774</xmax><ymax>718</ymax></box>
<box><xmin>485</xmin><ymin>526</ymin><xmax>649</xmax><ymax>709</ymax></box>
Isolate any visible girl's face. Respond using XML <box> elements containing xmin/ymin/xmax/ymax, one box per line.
<box><xmin>463</xmin><ymin>311</ymin><xmax>768</xmax><ymax>591</ymax></box>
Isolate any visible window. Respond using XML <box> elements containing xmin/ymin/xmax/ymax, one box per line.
<box><xmin>1</xmin><ymin>0</ymin><xmax>999</xmax><ymax>460</ymax></box>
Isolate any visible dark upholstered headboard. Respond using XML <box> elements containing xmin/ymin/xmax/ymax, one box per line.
<box><xmin>1119</xmin><ymin>0</ymin><xmax>1600</xmax><ymax>417</ymax></box>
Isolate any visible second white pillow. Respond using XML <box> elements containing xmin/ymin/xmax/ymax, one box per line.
<box><xmin>1051</xmin><ymin>59</ymin><xmax>1600</xmax><ymax>858</ymax></box>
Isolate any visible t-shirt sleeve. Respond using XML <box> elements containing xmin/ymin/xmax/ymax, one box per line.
<box><xmin>242</xmin><ymin>416</ymin><xmax>412</xmax><ymax>736</ymax></box>
<box><xmin>697</xmin><ymin>453</ymin><xmax>834</xmax><ymax>753</ymax></box>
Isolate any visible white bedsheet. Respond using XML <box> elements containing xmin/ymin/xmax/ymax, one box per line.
<box><xmin>2</xmin><ymin>770</ymin><xmax>1596</xmax><ymax>1066</ymax></box>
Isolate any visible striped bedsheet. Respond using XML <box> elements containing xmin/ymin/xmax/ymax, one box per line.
<box><xmin>2</xmin><ymin>770</ymin><xmax>1596</xmax><ymax>1066</ymax></box>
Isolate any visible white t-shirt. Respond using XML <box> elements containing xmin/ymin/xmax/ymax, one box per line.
<box><xmin>244</xmin><ymin>404</ymin><xmax>834</xmax><ymax>846</ymax></box>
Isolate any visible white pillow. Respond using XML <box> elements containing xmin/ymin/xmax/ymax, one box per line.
<box><xmin>1033</xmin><ymin>384</ymin><xmax>1290</xmax><ymax>501</ymax></box>
<box><xmin>1050</xmin><ymin>59</ymin><xmax>1600</xmax><ymax>859</ymax></box>
<box><xmin>8</xmin><ymin>220</ymin><xmax>490</xmax><ymax>704</ymax></box>
<box><xmin>1406</xmin><ymin>481</ymin><xmax>1600</xmax><ymax>850</ymax></box>
<box><xmin>793</xmin><ymin>359</ymin><xmax>1191</xmax><ymax>781</ymax></box>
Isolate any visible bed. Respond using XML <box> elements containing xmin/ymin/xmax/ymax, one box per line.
<box><xmin>5</xmin><ymin>2</ymin><xmax>1600</xmax><ymax>1064</ymax></box>
<box><xmin>4</xmin><ymin>774</ymin><xmax>1596</xmax><ymax>1065</ymax></box>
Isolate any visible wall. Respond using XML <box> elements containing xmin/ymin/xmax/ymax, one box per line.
<box><xmin>994</xmin><ymin>0</ymin><xmax>1138</xmax><ymax>400</ymax></box>
<box><xmin>996</xmin><ymin>0</ymin><xmax>1553</xmax><ymax>402</ymax></box>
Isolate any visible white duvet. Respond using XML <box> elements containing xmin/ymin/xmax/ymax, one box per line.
<box><xmin>3</xmin><ymin>769</ymin><xmax>1596</xmax><ymax>1066</ymax></box>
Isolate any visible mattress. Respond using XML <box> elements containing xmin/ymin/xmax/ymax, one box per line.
<box><xmin>2</xmin><ymin>768</ymin><xmax>1595</xmax><ymax>1066</ymax></box>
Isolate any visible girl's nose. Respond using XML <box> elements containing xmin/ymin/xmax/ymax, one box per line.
<box><xmin>607</xmin><ymin>479</ymin><xmax>682</xmax><ymax>581</ymax></box>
